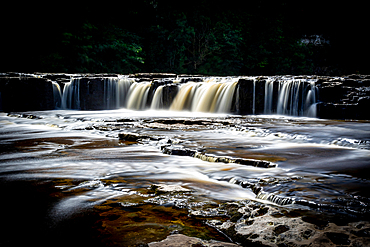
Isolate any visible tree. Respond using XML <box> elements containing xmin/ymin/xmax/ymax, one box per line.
<box><xmin>41</xmin><ymin>22</ymin><xmax>144</xmax><ymax>73</ymax></box>
<box><xmin>146</xmin><ymin>11</ymin><xmax>244</xmax><ymax>75</ymax></box>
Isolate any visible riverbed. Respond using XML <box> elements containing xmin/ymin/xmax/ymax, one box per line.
<box><xmin>1</xmin><ymin>109</ymin><xmax>370</xmax><ymax>246</ymax></box>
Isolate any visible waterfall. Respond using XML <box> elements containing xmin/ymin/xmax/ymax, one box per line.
<box><xmin>169</xmin><ymin>78</ymin><xmax>238</xmax><ymax>113</ymax></box>
<box><xmin>150</xmin><ymin>85</ymin><xmax>164</xmax><ymax>109</ymax></box>
<box><xmin>103</xmin><ymin>77</ymin><xmax>134</xmax><ymax>109</ymax></box>
<box><xmin>104</xmin><ymin>78</ymin><xmax>117</xmax><ymax>109</ymax></box>
<box><xmin>252</xmin><ymin>80</ymin><xmax>256</xmax><ymax>115</ymax></box>
<box><xmin>264</xmin><ymin>78</ymin><xmax>318</xmax><ymax>117</ymax></box>
<box><xmin>51</xmin><ymin>81</ymin><xmax>62</xmax><ymax>109</ymax></box>
<box><xmin>170</xmin><ymin>82</ymin><xmax>200</xmax><ymax>111</ymax></box>
<box><xmin>61</xmin><ymin>77</ymin><xmax>134</xmax><ymax>110</ymax></box>
<box><xmin>116</xmin><ymin>78</ymin><xmax>133</xmax><ymax>108</ymax></box>
<box><xmin>211</xmin><ymin>81</ymin><xmax>238</xmax><ymax>113</ymax></box>
<box><xmin>59</xmin><ymin>76</ymin><xmax>317</xmax><ymax>117</ymax></box>
<box><xmin>264</xmin><ymin>78</ymin><xmax>274</xmax><ymax>114</ymax></box>
<box><xmin>126</xmin><ymin>82</ymin><xmax>152</xmax><ymax>110</ymax></box>
<box><xmin>62</xmin><ymin>78</ymin><xmax>80</xmax><ymax>109</ymax></box>
<box><xmin>306</xmin><ymin>85</ymin><xmax>318</xmax><ymax>117</ymax></box>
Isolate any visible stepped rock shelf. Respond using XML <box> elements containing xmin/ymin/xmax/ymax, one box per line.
<box><xmin>1</xmin><ymin>72</ymin><xmax>370</xmax><ymax>119</ymax></box>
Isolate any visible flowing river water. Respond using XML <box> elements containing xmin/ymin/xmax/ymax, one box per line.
<box><xmin>1</xmin><ymin>108</ymin><xmax>370</xmax><ymax>246</ymax></box>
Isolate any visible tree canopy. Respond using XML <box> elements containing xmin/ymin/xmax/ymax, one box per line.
<box><xmin>1</xmin><ymin>1</ymin><xmax>368</xmax><ymax>75</ymax></box>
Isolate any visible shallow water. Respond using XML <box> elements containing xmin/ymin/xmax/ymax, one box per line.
<box><xmin>1</xmin><ymin>109</ymin><xmax>370</xmax><ymax>245</ymax></box>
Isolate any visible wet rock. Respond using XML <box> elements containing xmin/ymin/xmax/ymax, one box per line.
<box><xmin>353</xmin><ymin>227</ymin><xmax>370</xmax><ymax>237</ymax></box>
<box><xmin>316</xmin><ymin>77</ymin><xmax>370</xmax><ymax>119</ymax></box>
<box><xmin>0</xmin><ymin>76</ymin><xmax>55</xmax><ymax>112</ymax></box>
<box><xmin>274</xmin><ymin>225</ymin><xmax>290</xmax><ymax>235</ymax></box>
<box><xmin>118</xmin><ymin>133</ymin><xmax>150</xmax><ymax>142</ymax></box>
<box><xmin>325</xmin><ymin>232</ymin><xmax>350</xmax><ymax>245</ymax></box>
<box><xmin>194</xmin><ymin>152</ymin><xmax>277</xmax><ymax>168</ymax></box>
<box><xmin>7</xmin><ymin>113</ymin><xmax>43</xmax><ymax>119</ymax></box>
<box><xmin>230</xmin><ymin>178</ymin><xmax>295</xmax><ymax>206</ymax></box>
<box><xmin>220</xmin><ymin>203</ymin><xmax>245</xmax><ymax>223</ymax></box>
<box><xmin>161</xmin><ymin>84</ymin><xmax>179</xmax><ymax>108</ymax></box>
<box><xmin>148</xmin><ymin>234</ymin><xmax>240</xmax><ymax>247</ymax></box>
<box><xmin>301</xmin><ymin>216</ymin><xmax>329</xmax><ymax>229</ymax></box>
<box><xmin>161</xmin><ymin>146</ymin><xmax>196</xmax><ymax>156</ymax></box>
<box><xmin>214</xmin><ymin>206</ymin><xmax>315</xmax><ymax>246</ymax></box>
<box><xmin>150</xmin><ymin>184</ymin><xmax>191</xmax><ymax>194</ymax></box>
<box><xmin>162</xmin><ymin>147</ymin><xmax>277</xmax><ymax>168</ymax></box>
<box><xmin>208</xmin><ymin>200</ymin><xmax>370</xmax><ymax>247</ymax></box>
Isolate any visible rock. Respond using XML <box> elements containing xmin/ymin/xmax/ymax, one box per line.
<box><xmin>0</xmin><ymin>76</ymin><xmax>55</xmax><ymax>111</ymax></box>
<box><xmin>274</xmin><ymin>225</ymin><xmax>290</xmax><ymax>235</ymax></box>
<box><xmin>161</xmin><ymin>146</ymin><xmax>196</xmax><ymax>156</ymax></box>
<box><xmin>194</xmin><ymin>152</ymin><xmax>277</xmax><ymax>168</ymax></box>
<box><xmin>316</xmin><ymin>78</ymin><xmax>370</xmax><ymax>119</ymax></box>
<box><xmin>325</xmin><ymin>232</ymin><xmax>350</xmax><ymax>245</ymax></box>
<box><xmin>118</xmin><ymin>133</ymin><xmax>150</xmax><ymax>142</ymax></box>
<box><xmin>209</xmin><ymin>200</ymin><xmax>370</xmax><ymax>247</ymax></box>
<box><xmin>129</xmin><ymin>73</ymin><xmax>177</xmax><ymax>79</ymax></box>
<box><xmin>161</xmin><ymin>146</ymin><xmax>277</xmax><ymax>168</ymax></box>
<box><xmin>150</xmin><ymin>184</ymin><xmax>190</xmax><ymax>194</ymax></box>
<box><xmin>161</xmin><ymin>84</ymin><xmax>179</xmax><ymax>108</ymax></box>
<box><xmin>235</xmin><ymin>78</ymin><xmax>266</xmax><ymax>114</ymax></box>
<box><xmin>148</xmin><ymin>234</ymin><xmax>240</xmax><ymax>247</ymax></box>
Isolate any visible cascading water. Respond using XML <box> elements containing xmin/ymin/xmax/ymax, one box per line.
<box><xmin>61</xmin><ymin>77</ymin><xmax>134</xmax><ymax>110</ymax></box>
<box><xmin>169</xmin><ymin>78</ymin><xmax>238</xmax><ymax>113</ymax></box>
<box><xmin>52</xmin><ymin>81</ymin><xmax>62</xmax><ymax>109</ymax></box>
<box><xmin>126</xmin><ymin>82</ymin><xmax>152</xmax><ymax>110</ymax></box>
<box><xmin>150</xmin><ymin>85</ymin><xmax>164</xmax><ymax>109</ymax></box>
<box><xmin>62</xmin><ymin>78</ymin><xmax>81</xmax><ymax>109</ymax></box>
<box><xmin>263</xmin><ymin>77</ymin><xmax>318</xmax><ymax>117</ymax></box>
<box><xmin>60</xmin><ymin>76</ymin><xmax>317</xmax><ymax>117</ymax></box>
<box><xmin>116</xmin><ymin>78</ymin><xmax>134</xmax><ymax>108</ymax></box>
<box><xmin>264</xmin><ymin>78</ymin><xmax>275</xmax><ymax>115</ymax></box>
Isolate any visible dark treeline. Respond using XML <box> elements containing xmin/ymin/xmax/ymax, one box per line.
<box><xmin>1</xmin><ymin>1</ymin><xmax>368</xmax><ymax>75</ymax></box>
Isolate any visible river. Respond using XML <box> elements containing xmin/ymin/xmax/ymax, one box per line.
<box><xmin>1</xmin><ymin>108</ymin><xmax>369</xmax><ymax>246</ymax></box>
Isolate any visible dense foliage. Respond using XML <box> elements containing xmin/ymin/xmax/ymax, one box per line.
<box><xmin>1</xmin><ymin>1</ymin><xmax>368</xmax><ymax>75</ymax></box>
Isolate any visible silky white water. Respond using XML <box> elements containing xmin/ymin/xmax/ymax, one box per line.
<box><xmin>60</xmin><ymin>76</ymin><xmax>318</xmax><ymax>117</ymax></box>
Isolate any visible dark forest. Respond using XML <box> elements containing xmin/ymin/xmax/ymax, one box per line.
<box><xmin>1</xmin><ymin>1</ymin><xmax>368</xmax><ymax>75</ymax></box>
